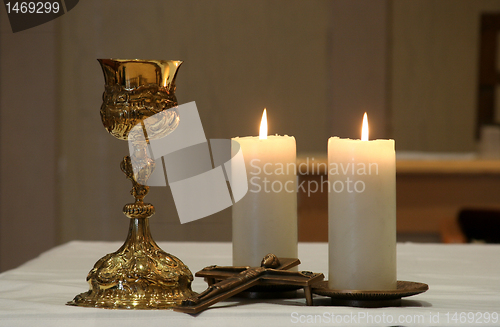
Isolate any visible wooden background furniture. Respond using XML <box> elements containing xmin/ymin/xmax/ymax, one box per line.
<box><xmin>477</xmin><ymin>13</ymin><xmax>500</xmax><ymax>138</ymax></box>
<box><xmin>297</xmin><ymin>156</ymin><xmax>500</xmax><ymax>243</ymax></box>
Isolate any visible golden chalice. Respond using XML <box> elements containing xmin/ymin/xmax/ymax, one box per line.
<box><xmin>68</xmin><ymin>59</ymin><xmax>195</xmax><ymax>309</ymax></box>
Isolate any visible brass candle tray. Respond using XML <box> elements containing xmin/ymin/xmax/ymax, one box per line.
<box><xmin>311</xmin><ymin>280</ymin><xmax>429</xmax><ymax>308</ymax></box>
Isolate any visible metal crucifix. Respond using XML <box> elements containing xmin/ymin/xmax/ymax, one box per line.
<box><xmin>174</xmin><ymin>254</ymin><xmax>324</xmax><ymax>314</ymax></box>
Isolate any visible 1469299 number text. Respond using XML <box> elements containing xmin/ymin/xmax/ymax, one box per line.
<box><xmin>5</xmin><ymin>2</ymin><xmax>60</xmax><ymax>14</ymax></box>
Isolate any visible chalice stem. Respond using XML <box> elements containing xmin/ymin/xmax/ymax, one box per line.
<box><xmin>118</xmin><ymin>217</ymin><xmax>154</xmax><ymax>252</ymax></box>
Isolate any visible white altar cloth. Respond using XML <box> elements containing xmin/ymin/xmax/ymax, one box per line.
<box><xmin>0</xmin><ymin>241</ymin><xmax>499</xmax><ymax>326</ymax></box>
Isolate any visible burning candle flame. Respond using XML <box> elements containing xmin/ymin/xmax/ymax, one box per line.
<box><xmin>259</xmin><ymin>108</ymin><xmax>268</xmax><ymax>140</ymax></box>
<box><xmin>361</xmin><ymin>112</ymin><xmax>369</xmax><ymax>141</ymax></box>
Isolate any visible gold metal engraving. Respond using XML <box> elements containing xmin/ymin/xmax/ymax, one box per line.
<box><xmin>98</xmin><ymin>59</ymin><xmax>181</xmax><ymax>141</ymax></box>
<box><xmin>68</xmin><ymin>59</ymin><xmax>195</xmax><ymax>309</ymax></box>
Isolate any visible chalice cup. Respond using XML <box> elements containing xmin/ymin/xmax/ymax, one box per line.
<box><xmin>68</xmin><ymin>59</ymin><xmax>196</xmax><ymax>309</ymax></box>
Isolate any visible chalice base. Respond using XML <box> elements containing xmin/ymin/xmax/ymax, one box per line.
<box><xmin>68</xmin><ymin>218</ymin><xmax>196</xmax><ymax>309</ymax></box>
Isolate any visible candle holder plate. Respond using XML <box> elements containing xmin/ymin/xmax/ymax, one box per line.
<box><xmin>311</xmin><ymin>280</ymin><xmax>428</xmax><ymax>308</ymax></box>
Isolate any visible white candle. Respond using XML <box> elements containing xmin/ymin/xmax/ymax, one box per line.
<box><xmin>232</xmin><ymin>109</ymin><xmax>298</xmax><ymax>267</ymax></box>
<box><xmin>328</xmin><ymin>113</ymin><xmax>396</xmax><ymax>290</ymax></box>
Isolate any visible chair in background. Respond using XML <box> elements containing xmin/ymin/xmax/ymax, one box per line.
<box><xmin>458</xmin><ymin>209</ymin><xmax>500</xmax><ymax>243</ymax></box>
<box><xmin>441</xmin><ymin>208</ymin><xmax>500</xmax><ymax>243</ymax></box>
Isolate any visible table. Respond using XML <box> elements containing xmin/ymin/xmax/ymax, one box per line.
<box><xmin>1</xmin><ymin>241</ymin><xmax>499</xmax><ymax>326</ymax></box>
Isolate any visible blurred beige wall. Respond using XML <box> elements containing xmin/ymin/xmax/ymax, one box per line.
<box><xmin>391</xmin><ymin>0</ymin><xmax>500</xmax><ymax>152</ymax></box>
<box><xmin>57</xmin><ymin>0</ymin><xmax>334</xmax><ymax>246</ymax></box>
<box><xmin>330</xmin><ymin>0</ymin><xmax>390</xmax><ymax>140</ymax></box>
<box><xmin>2</xmin><ymin>0</ymin><xmax>499</xmax><ymax>271</ymax></box>
<box><xmin>0</xmin><ymin>14</ymin><xmax>57</xmax><ymax>271</ymax></box>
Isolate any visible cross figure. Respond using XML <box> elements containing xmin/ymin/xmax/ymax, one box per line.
<box><xmin>174</xmin><ymin>254</ymin><xmax>324</xmax><ymax>314</ymax></box>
